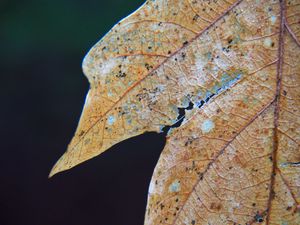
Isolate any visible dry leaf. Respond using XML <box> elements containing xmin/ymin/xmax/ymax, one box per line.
<box><xmin>50</xmin><ymin>0</ymin><xmax>300</xmax><ymax>224</ymax></box>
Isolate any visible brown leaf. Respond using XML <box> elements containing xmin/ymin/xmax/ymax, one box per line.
<box><xmin>50</xmin><ymin>0</ymin><xmax>300</xmax><ymax>224</ymax></box>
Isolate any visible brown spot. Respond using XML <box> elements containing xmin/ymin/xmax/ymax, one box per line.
<box><xmin>210</xmin><ymin>202</ymin><xmax>222</xmax><ymax>211</ymax></box>
<box><xmin>283</xmin><ymin>90</ymin><xmax>287</xmax><ymax>96</ymax></box>
<box><xmin>78</xmin><ymin>130</ymin><xmax>85</xmax><ymax>136</ymax></box>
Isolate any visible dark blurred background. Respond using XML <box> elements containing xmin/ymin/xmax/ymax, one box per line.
<box><xmin>0</xmin><ymin>1</ymin><xmax>166</xmax><ymax>225</ymax></box>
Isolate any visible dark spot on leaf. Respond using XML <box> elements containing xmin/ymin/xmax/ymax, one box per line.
<box><xmin>78</xmin><ymin>130</ymin><xmax>85</xmax><ymax>136</ymax></box>
<box><xmin>160</xmin><ymin>203</ymin><xmax>165</xmax><ymax>210</ymax></box>
<box><xmin>193</xmin><ymin>14</ymin><xmax>199</xmax><ymax>21</ymax></box>
<box><xmin>145</xmin><ymin>63</ymin><xmax>153</xmax><ymax>71</ymax></box>
<box><xmin>254</xmin><ymin>212</ymin><xmax>264</xmax><ymax>223</ymax></box>
<box><xmin>116</xmin><ymin>70</ymin><xmax>126</xmax><ymax>78</ymax></box>
<box><xmin>198</xmin><ymin>173</ymin><xmax>203</xmax><ymax>180</ymax></box>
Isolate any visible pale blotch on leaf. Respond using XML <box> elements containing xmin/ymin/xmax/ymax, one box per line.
<box><xmin>99</xmin><ymin>58</ymin><xmax>117</xmax><ymax>76</ymax></box>
<box><xmin>270</xmin><ymin>15</ymin><xmax>277</xmax><ymax>25</ymax></box>
<box><xmin>168</xmin><ymin>179</ymin><xmax>181</xmax><ymax>193</ymax></box>
<box><xmin>201</xmin><ymin>119</ymin><xmax>215</xmax><ymax>133</ymax></box>
<box><xmin>264</xmin><ymin>37</ymin><xmax>273</xmax><ymax>47</ymax></box>
<box><xmin>107</xmin><ymin>115</ymin><xmax>115</xmax><ymax>125</ymax></box>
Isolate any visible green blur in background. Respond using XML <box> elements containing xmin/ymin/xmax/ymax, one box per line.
<box><xmin>1</xmin><ymin>0</ymin><xmax>143</xmax><ymax>63</ymax></box>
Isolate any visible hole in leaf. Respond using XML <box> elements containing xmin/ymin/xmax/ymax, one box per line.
<box><xmin>161</xmin><ymin>101</ymin><xmax>194</xmax><ymax>134</ymax></box>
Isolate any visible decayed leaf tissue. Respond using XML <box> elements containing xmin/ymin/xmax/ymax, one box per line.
<box><xmin>50</xmin><ymin>0</ymin><xmax>300</xmax><ymax>224</ymax></box>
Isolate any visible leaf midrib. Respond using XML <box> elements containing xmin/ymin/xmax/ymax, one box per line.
<box><xmin>170</xmin><ymin>0</ymin><xmax>287</xmax><ymax>224</ymax></box>
<box><xmin>266</xmin><ymin>0</ymin><xmax>285</xmax><ymax>223</ymax></box>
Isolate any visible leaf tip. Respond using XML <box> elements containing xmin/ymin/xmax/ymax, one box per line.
<box><xmin>48</xmin><ymin>159</ymin><xmax>63</xmax><ymax>178</ymax></box>
<box><xmin>48</xmin><ymin>153</ymin><xmax>70</xmax><ymax>178</ymax></box>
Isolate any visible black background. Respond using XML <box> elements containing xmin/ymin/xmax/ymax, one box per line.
<box><xmin>1</xmin><ymin>1</ymin><xmax>166</xmax><ymax>225</ymax></box>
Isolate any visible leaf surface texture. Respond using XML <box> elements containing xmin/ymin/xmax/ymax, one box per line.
<box><xmin>50</xmin><ymin>0</ymin><xmax>300</xmax><ymax>224</ymax></box>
